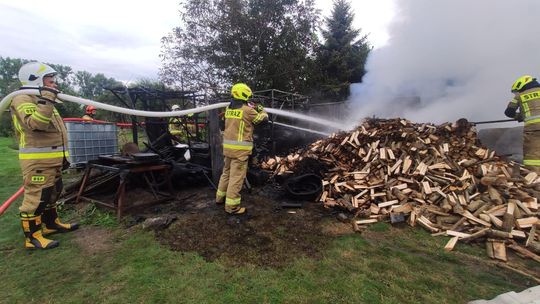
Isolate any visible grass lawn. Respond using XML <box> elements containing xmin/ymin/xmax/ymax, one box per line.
<box><xmin>0</xmin><ymin>137</ymin><xmax>535</xmax><ymax>304</ymax></box>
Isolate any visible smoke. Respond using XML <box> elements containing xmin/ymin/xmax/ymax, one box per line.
<box><xmin>346</xmin><ymin>0</ymin><xmax>540</xmax><ymax>128</ymax></box>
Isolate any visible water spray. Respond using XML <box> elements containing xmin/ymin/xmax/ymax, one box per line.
<box><xmin>271</xmin><ymin>122</ymin><xmax>331</xmax><ymax>136</ymax></box>
<box><xmin>266</xmin><ymin>108</ymin><xmax>347</xmax><ymax>130</ymax></box>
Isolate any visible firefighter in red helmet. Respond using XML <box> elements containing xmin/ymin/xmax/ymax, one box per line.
<box><xmin>82</xmin><ymin>105</ymin><xmax>96</xmax><ymax>120</ymax></box>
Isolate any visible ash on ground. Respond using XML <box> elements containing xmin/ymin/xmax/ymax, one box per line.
<box><xmin>131</xmin><ymin>185</ymin><xmax>351</xmax><ymax>268</ymax></box>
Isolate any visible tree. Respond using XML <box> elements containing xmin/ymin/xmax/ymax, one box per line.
<box><xmin>317</xmin><ymin>0</ymin><xmax>371</xmax><ymax>101</ymax></box>
<box><xmin>49</xmin><ymin>63</ymin><xmax>75</xmax><ymax>89</ymax></box>
<box><xmin>160</xmin><ymin>0</ymin><xmax>320</xmax><ymax>94</ymax></box>
<box><xmin>0</xmin><ymin>57</ymin><xmax>28</xmax><ymax>97</ymax></box>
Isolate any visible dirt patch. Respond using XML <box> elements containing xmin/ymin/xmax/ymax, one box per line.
<box><xmin>148</xmin><ymin>186</ymin><xmax>354</xmax><ymax>267</ymax></box>
<box><xmin>73</xmin><ymin>226</ymin><xmax>115</xmax><ymax>255</ymax></box>
<box><xmin>321</xmin><ymin>221</ymin><xmax>354</xmax><ymax>236</ymax></box>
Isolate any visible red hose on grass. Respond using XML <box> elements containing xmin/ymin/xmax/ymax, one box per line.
<box><xmin>0</xmin><ymin>186</ymin><xmax>24</xmax><ymax>216</ymax></box>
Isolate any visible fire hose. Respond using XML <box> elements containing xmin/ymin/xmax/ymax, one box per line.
<box><xmin>471</xmin><ymin>118</ymin><xmax>516</xmax><ymax>125</ymax></box>
<box><xmin>0</xmin><ymin>89</ymin><xmax>347</xmax><ymax>129</ymax></box>
<box><xmin>0</xmin><ymin>186</ymin><xmax>24</xmax><ymax>216</ymax></box>
<box><xmin>0</xmin><ymin>89</ymin><xmax>345</xmax><ymax>214</ymax></box>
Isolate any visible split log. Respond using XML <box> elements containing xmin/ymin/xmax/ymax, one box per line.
<box><xmin>502</xmin><ymin>202</ymin><xmax>515</xmax><ymax>232</ymax></box>
<box><xmin>486</xmin><ymin>239</ymin><xmax>507</xmax><ymax>261</ymax></box>
<box><xmin>444</xmin><ymin>236</ymin><xmax>459</xmax><ymax>251</ymax></box>
<box><xmin>462</xmin><ymin>228</ymin><xmax>490</xmax><ymax>243</ymax></box>
<box><xmin>487</xmin><ymin>229</ymin><xmax>513</xmax><ymax>239</ymax></box>
<box><xmin>480</xmin><ymin>176</ymin><xmax>507</xmax><ymax>187</ymax></box>
<box><xmin>526</xmin><ymin>224</ymin><xmax>537</xmax><ymax>247</ymax></box>
<box><xmin>487</xmin><ymin>214</ymin><xmax>503</xmax><ymax>229</ymax></box>
<box><xmin>516</xmin><ymin>217</ymin><xmax>539</xmax><ymax>229</ymax></box>
<box><xmin>446</xmin><ymin>230</ymin><xmax>471</xmax><ymax>239</ymax></box>
<box><xmin>508</xmin><ymin>243</ymin><xmax>540</xmax><ymax>263</ymax></box>
<box><xmin>487</xmin><ymin>186</ymin><xmax>503</xmax><ymax>205</ymax></box>
<box><xmin>417</xmin><ymin>216</ymin><xmax>439</xmax><ymax>233</ymax></box>
<box><xmin>356</xmin><ymin>219</ymin><xmax>378</xmax><ymax>225</ymax></box>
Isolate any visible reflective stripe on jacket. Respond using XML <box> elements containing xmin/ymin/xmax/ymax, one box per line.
<box><xmin>18</xmin><ymin>146</ymin><xmax>69</xmax><ymax>160</ymax></box>
<box><xmin>222</xmin><ymin>103</ymin><xmax>268</xmax><ymax>159</ymax></box>
<box><xmin>10</xmin><ymin>94</ymin><xmax>68</xmax><ymax>161</ymax></box>
<box><xmin>512</xmin><ymin>87</ymin><xmax>540</xmax><ymax>130</ymax></box>
<box><xmin>169</xmin><ymin>117</ymin><xmax>185</xmax><ymax>136</ymax></box>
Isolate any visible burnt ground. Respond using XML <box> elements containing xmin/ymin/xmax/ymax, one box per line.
<box><xmin>65</xmin><ymin>175</ymin><xmax>540</xmax><ymax>277</ymax></box>
<box><xmin>121</xmin><ymin>184</ymin><xmax>353</xmax><ymax>268</ymax></box>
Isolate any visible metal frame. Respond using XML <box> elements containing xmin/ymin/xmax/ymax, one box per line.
<box><xmin>107</xmin><ymin>86</ymin><xmax>206</xmax><ymax>145</ymax></box>
<box><xmin>251</xmin><ymin>89</ymin><xmax>311</xmax><ymax>154</ymax></box>
<box><xmin>253</xmin><ymin>89</ymin><xmax>310</xmax><ymax>112</ymax></box>
<box><xmin>75</xmin><ymin>160</ymin><xmax>173</xmax><ymax>219</ymax></box>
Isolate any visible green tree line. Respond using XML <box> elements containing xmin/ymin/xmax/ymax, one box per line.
<box><xmin>160</xmin><ymin>0</ymin><xmax>370</xmax><ymax>101</ymax></box>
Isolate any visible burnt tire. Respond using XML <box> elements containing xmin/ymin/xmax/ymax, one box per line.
<box><xmin>283</xmin><ymin>174</ymin><xmax>322</xmax><ymax>201</ymax></box>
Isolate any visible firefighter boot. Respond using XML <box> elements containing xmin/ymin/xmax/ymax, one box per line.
<box><xmin>225</xmin><ymin>205</ymin><xmax>246</xmax><ymax>215</ymax></box>
<box><xmin>20</xmin><ymin>214</ymin><xmax>59</xmax><ymax>250</ymax></box>
<box><xmin>42</xmin><ymin>207</ymin><xmax>79</xmax><ymax>235</ymax></box>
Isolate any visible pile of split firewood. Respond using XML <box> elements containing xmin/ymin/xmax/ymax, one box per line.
<box><xmin>261</xmin><ymin>118</ymin><xmax>540</xmax><ymax>263</ymax></box>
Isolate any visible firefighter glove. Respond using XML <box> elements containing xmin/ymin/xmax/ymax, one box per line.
<box><xmin>516</xmin><ymin>113</ymin><xmax>524</xmax><ymax>122</ymax></box>
<box><xmin>256</xmin><ymin>104</ymin><xmax>264</xmax><ymax>113</ymax></box>
<box><xmin>39</xmin><ymin>87</ymin><xmax>60</xmax><ymax>103</ymax></box>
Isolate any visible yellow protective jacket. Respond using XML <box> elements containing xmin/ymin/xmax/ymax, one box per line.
<box><xmin>505</xmin><ymin>86</ymin><xmax>540</xmax><ymax>131</ymax></box>
<box><xmin>10</xmin><ymin>94</ymin><xmax>68</xmax><ymax>165</ymax></box>
<box><xmin>169</xmin><ymin>117</ymin><xmax>187</xmax><ymax>138</ymax></box>
<box><xmin>222</xmin><ymin>101</ymin><xmax>268</xmax><ymax>159</ymax></box>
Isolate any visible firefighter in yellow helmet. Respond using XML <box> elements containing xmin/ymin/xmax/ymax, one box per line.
<box><xmin>11</xmin><ymin>62</ymin><xmax>79</xmax><ymax>250</ymax></box>
<box><xmin>185</xmin><ymin>112</ymin><xmax>197</xmax><ymax>139</ymax></box>
<box><xmin>504</xmin><ymin>75</ymin><xmax>540</xmax><ymax>173</ymax></box>
<box><xmin>169</xmin><ymin>104</ymin><xmax>194</xmax><ymax>142</ymax></box>
<box><xmin>169</xmin><ymin>105</ymin><xmax>184</xmax><ymax>139</ymax></box>
<box><xmin>215</xmin><ymin>83</ymin><xmax>268</xmax><ymax>214</ymax></box>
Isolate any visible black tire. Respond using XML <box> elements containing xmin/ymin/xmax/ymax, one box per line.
<box><xmin>283</xmin><ymin>174</ymin><xmax>322</xmax><ymax>201</ymax></box>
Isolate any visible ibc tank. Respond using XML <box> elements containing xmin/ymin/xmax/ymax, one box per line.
<box><xmin>64</xmin><ymin>121</ymin><xmax>118</xmax><ymax>167</ymax></box>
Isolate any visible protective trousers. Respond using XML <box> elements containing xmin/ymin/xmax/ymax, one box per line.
<box><xmin>20</xmin><ymin>161</ymin><xmax>63</xmax><ymax>215</ymax></box>
<box><xmin>216</xmin><ymin>156</ymin><xmax>248</xmax><ymax>211</ymax></box>
<box><xmin>523</xmin><ymin>130</ymin><xmax>540</xmax><ymax>174</ymax></box>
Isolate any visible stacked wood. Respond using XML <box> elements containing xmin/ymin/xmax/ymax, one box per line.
<box><xmin>261</xmin><ymin>118</ymin><xmax>540</xmax><ymax>263</ymax></box>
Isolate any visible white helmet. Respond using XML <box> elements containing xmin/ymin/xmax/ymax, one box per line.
<box><xmin>171</xmin><ymin>104</ymin><xmax>180</xmax><ymax>111</ymax></box>
<box><xmin>18</xmin><ymin>62</ymin><xmax>57</xmax><ymax>87</ymax></box>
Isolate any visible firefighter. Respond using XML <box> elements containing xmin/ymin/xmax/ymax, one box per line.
<box><xmin>504</xmin><ymin>75</ymin><xmax>540</xmax><ymax>173</ymax></box>
<box><xmin>11</xmin><ymin>62</ymin><xmax>79</xmax><ymax>250</ymax></box>
<box><xmin>169</xmin><ymin>104</ymin><xmax>186</xmax><ymax>141</ymax></box>
<box><xmin>82</xmin><ymin>105</ymin><xmax>96</xmax><ymax>120</ymax></box>
<box><xmin>169</xmin><ymin>105</ymin><xmax>195</xmax><ymax>142</ymax></box>
<box><xmin>215</xmin><ymin>83</ymin><xmax>268</xmax><ymax>214</ymax></box>
<box><xmin>186</xmin><ymin>112</ymin><xmax>197</xmax><ymax>140</ymax></box>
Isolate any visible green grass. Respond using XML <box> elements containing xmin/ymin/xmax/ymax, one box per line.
<box><xmin>369</xmin><ymin>222</ymin><xmax>391</xmax><ymax>232</ymax></box>
<box><xmin>0</xmin><ymin>137</ymin><xmax>533</xmax><ymax>303</ymax></box>
<box><xmin>77</xmin><ymin>203</ymin><xmax>119</xmax><ymax>228</ymax></box>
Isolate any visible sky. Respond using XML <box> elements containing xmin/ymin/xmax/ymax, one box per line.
<box><xmin>0</xmin><ymin>0</ymin><xmax>395</xmax><ymax>82</ymax></box>
<box><xmin>2</xmin><ymin>0</ymin><xmax>537</xmax><ymax>127</ymax></box>
<box><xmin>346</xmin><ymin>0</ymin><xmax>540</xmax><ymax>127</ymax></box>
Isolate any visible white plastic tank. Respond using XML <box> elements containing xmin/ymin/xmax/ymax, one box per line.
<box><xmin>64</xmin><ymin>121</ymin><xmax>118</xmax><ymax>167</ymax></box>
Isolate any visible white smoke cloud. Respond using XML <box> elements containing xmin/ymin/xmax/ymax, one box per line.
<box><xmin>347</xmin><ymin>0</ymin><xmax>540</xmax><ymax>127</ymax></box>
